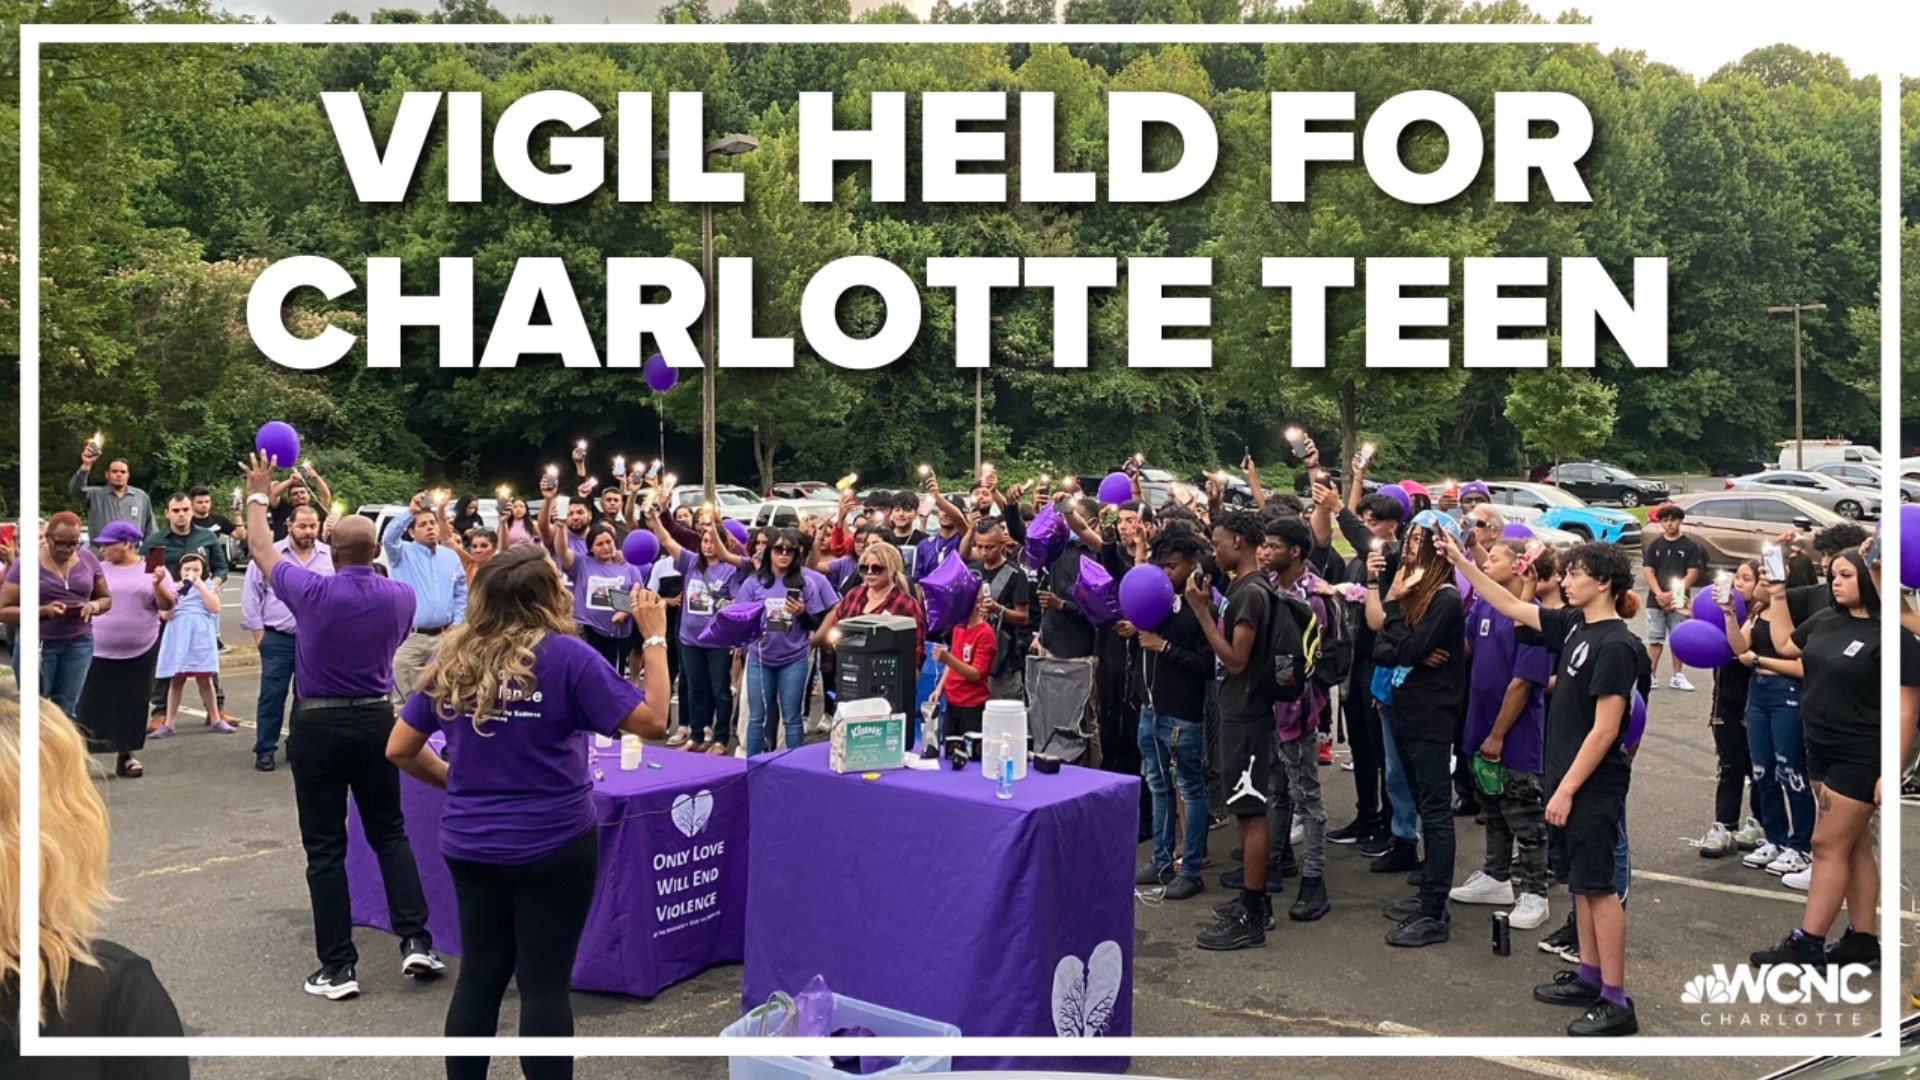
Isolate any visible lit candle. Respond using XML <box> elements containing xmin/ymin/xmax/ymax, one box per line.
<box><xmin>918</xmin><ymin>464</ymin><xmax>931</xmax><ymax>477</ymax></box>
<box><xmin>496</xmin><ymin>484</ymin><xmax>511</xmax><ymax>501</ymax></box>
<box><xmin>546</xmin><ymin>464</ymin><xmax>559</xmax><ymax>478</ymax></box>
<box><xmin>837</xmin><ymin>473</ymin><xmax>859</xmax><ymax>491</ymax></box>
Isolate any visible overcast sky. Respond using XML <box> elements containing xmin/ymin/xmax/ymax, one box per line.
<box><xmin>209</xmin><ymin>0</ymin><xmax>1898</xmax><ymax>80</ymax></box>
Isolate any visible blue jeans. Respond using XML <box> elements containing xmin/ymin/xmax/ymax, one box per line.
<box><xmin>1138</xmin><ymin>706</ymin><xmax>1208</xmax><ymax>881</ymax></box>
<box><xmin>1745</xmin><ymin>675</ymin><xmax>1814</xmax><ymax>852</ymax></box>
<box><xmin>254</xmin><ymin>629</ymin><xmax>298</xmax><ymax>756</ymax></box>
<box><xmin>1378</xmin><ymin>705</ymin><xmax>1419</xmax><ymax>842</ymax></box>
<box><xmin>41</xmin><ymin>636</ymin><xmax>94</xmax><ymax>719</ymax></box>
<box><xmin>746</xmin><ymin>654</ymin><xmax>809</xmax><ymax>756</ymax></box>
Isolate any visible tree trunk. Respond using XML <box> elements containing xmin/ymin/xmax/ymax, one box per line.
<box><xmin>753</xmin><ymin>420</ymin><xmax>779</xmax><ymax>496</ymax></box>
<box><xmin>1339</xmin><ymin>382</ymin><xmax>1359</xmax><ymax>466</ymax></box>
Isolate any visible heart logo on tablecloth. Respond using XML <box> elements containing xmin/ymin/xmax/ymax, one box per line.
<box><xmin>1051</xmin><ymin>939</ymin><xmax>1122</xmax><ymax>1037</ymax></box>
<box><xmin>671</xmin><ymin>789</ymin><xmax>714</xmax><ymax>838</ymax></box>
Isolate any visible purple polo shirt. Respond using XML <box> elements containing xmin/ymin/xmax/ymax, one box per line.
<box><xmin>1463</xmin><ymin>595</ymin><xmax>1550</xmax><ymax>776</ymax></box>
<box><xmin>270</xmin><ymin>561</ymin><xmax>415</xmax><ymax>699</ymax></box>
<box><xmin>8</xmin><ymin>550</ymin><xmax>104</xmax><ymax>643</ymax></box>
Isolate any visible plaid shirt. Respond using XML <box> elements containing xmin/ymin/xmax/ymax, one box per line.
<box><xmin>836</xmin><ymin>585</ymin><xmax>927</xmax><ymax>664</ymax></box>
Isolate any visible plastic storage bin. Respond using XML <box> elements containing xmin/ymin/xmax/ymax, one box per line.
<box><xmin>720</xmin><ymin>992</ymin><xmax>961</xmax><ymax>1080</ymax></box>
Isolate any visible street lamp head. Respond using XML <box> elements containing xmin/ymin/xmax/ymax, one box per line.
<box><xmin>708</xmin><ymin>133</ymin><xmax>760</xmax><ymax>156</ymax></box>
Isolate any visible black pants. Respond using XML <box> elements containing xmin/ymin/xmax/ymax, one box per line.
<box><xmin>1449</xmin><ymin>703</ymin><xmax>1475</xmax><ymax>805</ymax></box>
<box><xmin>444</xmin><ymin>828</ymin><xmax>599</xmax><ymax>1080</ymax></box>
<box><xmin>581</xmin><ymin>625</ymin><xmax>632</xmax><ymax>679</ymax></box>
<box><xmin>288</xmin><ymin>701</ymin><xmax>431</xmax><ymax>967</ymax></box>
<box><xmin>680</xmin><ymin>642</ymin><xmax>734</xmax><ymax>745</ymax></box>
<box><xmin>1711</xmin><ymin>709</ymin><xmax>1760</xmax><ymax>827</ymax></box>
<box><xmin>1396</xmin><ymin>733</ymin><xmax>1456</xmax><ymax>920</ymax></box>
<box><xmin>1344</xmin><ymin>664</ymin><xmax>1386</xmax><ymax>829</ymax></box>
<box><xmin>1095</xmin><ymin>646</ymin><xmax>1140</xmax><ymax>779</ymax></box>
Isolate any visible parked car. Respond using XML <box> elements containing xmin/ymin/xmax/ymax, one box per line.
<box><xmin>1482</xmin><ymin>504</ymin><xmax>1584</xmax><ymax>552</ymax></box>
<box><xmin>1542</xmin><ymin>462</ymin><xmax>1671</xmax><ymax>507</ymax></box>
<box><xmin>765</xmin><ymin>481</ymin><xmax>832</xmax><ymax>501</ymax></box>
<box><xmin>1647</xmin><ymin>492</ymin><xmax>1840</xmax><ymax>569</ymax></box>
<box><xmin>1773</xmin><ymin>440</ymin><xmax>1880</xmax><ymax>470</ymax></box>
<box><xmin>1482</xmin><ymin>481</ymin><xmax>1642</xmax><ymax>547</ymax></box>
<box><xmin>1901</xmin><ymin>455</ymin><xmax>1920</xmax><ymax>482</ymax></box>
<box><xmin>1809</xmin><ymin>461</ymin><xmax>1916</xmax><ymax>503</ymax></box>
<box><xmin>1725</xmin><ymin>471</ymin><xmax>1880</xmax><ymax>520</ymax></box>
<box><xmin>667</xmin><ymin>484</ymin><xmax>763</xmax><ymax>522</ymax></box>
<box><xmin>751</xmin><ymin>498</ymin><xmax>840</xmax><ymax>529</ymax></box>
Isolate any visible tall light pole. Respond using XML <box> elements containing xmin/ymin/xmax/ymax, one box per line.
<box><xmin>657</xmin><ymin>134</ymin><xmax>759</xmax><ymax>505</ymax></box>
<box><xmin>1767</xmin><ymin>301</ymin><xmax>1826</xmax><ymax>469</ymax></box>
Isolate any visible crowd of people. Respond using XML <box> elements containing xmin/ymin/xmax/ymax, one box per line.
<box><xmin>0</xmin><ymin>429</ymin><xmax>1894</xmax><ymax>1062</ymax></box>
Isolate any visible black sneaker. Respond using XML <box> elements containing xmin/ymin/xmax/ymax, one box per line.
<box><xmin>1381</xmin><ymin>896</ymin><xmax>1423</xmax><ymax>923</ymax></box>
<box><xmin>1386</xmin><ymin>913</ymin><xmax>1450</xmax><ymax>947</ymax></box>
<box><xmin>1276</xmin><ymin>846</ymin><xmax>1298</xmax><ymax>878</ymax></box>
<box><xmin>400</xmin><ymin>936</ymin><xmax>446</xmax><ymax>979</ymax></box>
<box><xmin>1136</xmin><ymin>863</ymin><xmax>1173</xmax><ymax>886</ymax></box>
<box><xmin>1163</xmin><ymin>876</ymin><xmax>1204</xmax><ymax>901</ymax></box>
<box><xmin>1289</xmin><ymin>876</ymin><xmax>1330</xmax><ymax>922</ymax></box>
<box><xmin>1751</xmin><ymin>929</ymin><xmax>1827</xmax><ymax>969</ymax></box>
<box><xmin>1326</xmin><ymin>819</ymin><xmax>1377</xmax><ymax>845</ymax></box>
<box><xmin>1369</xmin><ymin>839</ymin><xmax>1419</xmax><ymax>873</ymax></box>
<box><xmin>1568</xmin><ymin>997</ymin><xmax>1637</xmax><ymax>1037</ymax></box>
<box><xmin>1212</xmin><ymin>894</ymin><xmax>1275</xmax><ymax>930</ymax></box>
<box><xmin>1452</xmin><ymin>798</ymin><xmax>1478</xmax><ymax>816</ymax></box>
<box><xmin>304</xmin><ymin>963</ymin><xmax>360</xmax><ymax>1000</ymax></box>
<box><xmin>255</xmin><ymin>752</ymin><xmax>276</xmax><ymax>773</ymax></box>
<box><xmin>1196</xmin><ymin>905</ymin><xmax>1266</xmax><ymax>951</ymax></box>
<box><xmin>1219</xmin><ymin>866</ymin><xmax>1290</xmax><ymax>891</ymax></box>
<box><xmin>1533</xmin><ymin>970</ymin><xmax>1603</xmax><ymax>1007</ymax></box>
<box><xmin>1405</xmin><ymin>865</ymin><xmax>1426</xmax><ymax>886</ymax></box>
<box><xmin>1539</xmin><ymin>911</ymin><xmax>1580</xmax><ymax>963</ymax></box>
<box><xmin>1826</xmin><ymin>928</ymin><xmax>1880</xmax><ymax>968</ymax></box>
<box><xmin>1358</xmin><ymin>834</ymin><xmax>1394</xmax><ymax>858</ymax></box>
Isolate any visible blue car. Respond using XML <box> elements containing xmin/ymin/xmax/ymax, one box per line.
<box><xmin>1484</xmin><ymin>481</ymin><xmax>1642</xmax><ymax>547</ymax></box>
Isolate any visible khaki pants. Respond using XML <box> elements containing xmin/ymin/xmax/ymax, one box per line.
<box><xmin>389</xmin><ymin>633</ymin><xmax>442</xmax><ymax>708</ymax></box>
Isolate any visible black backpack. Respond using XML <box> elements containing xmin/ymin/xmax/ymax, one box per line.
<box><xmin>1252</xmin><ymin>578</ymin><xmax>1315</xmax><ymax>704</ymax></box>
<box><xmin>1306</xmin><ymin>588</ymin><xmax>1354</xmax><ymax>689</ymax></box>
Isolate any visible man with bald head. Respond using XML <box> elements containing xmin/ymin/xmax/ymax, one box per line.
<box><xmin>239</xmin><ymin>455</ymin><xmax>440</xmax><ymax>1001</ymax></box>
<box><xmin>72</xmin><ymin>438</ymin><xmax>154</xmax><ymax>541</ymax></box>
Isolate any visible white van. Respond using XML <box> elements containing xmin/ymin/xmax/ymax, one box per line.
<box><xmin>1774</xmin><ymin>441</ymin><xmax>1880</xmax><ymax>470</ymax></box>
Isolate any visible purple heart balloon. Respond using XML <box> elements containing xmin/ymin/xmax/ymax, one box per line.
<box><xmin>1024</xmin><ymin>502</ymin><xmax>1068</xmax><ymax>572</ymax></box>
<box><xmin>621</xmin><ymin>528</ymin><xmax>660</xmax><ymax>568</ymax></box>
<box><xmin>920</xmin><ymin>552</ymin><xmax>982</xmax><ymax>636</ymax></box>
<box><xmin>695</xmin><ymin>599</ymin><xmax>765</xmax><ymax>649</ymax></box>
<box><xmin>1072</xmin><ymin>554</ymin><xmax>1121</xmax><ymax>626</ymax></box>
<box><xmin>1378</xmin><ymin>484</ymin><xmax>1411</xmax><ymax>518</ymax></box>
<box><xmin>1117</xmin><ymin>564</ymin><xmax>1175</xmax><ymax>631</ymax></box>
<box><xmin>1668</xmin><ymin>616</ymin><xmax>1734</xmax><ymax>671</ymax></box>
<box><xmin>1097</xmin><ymin>472</ymin><xmax>1134</xmax><ymax>506</ymax></box>
<box><xmin>643</xmin><ymin>352</ymin><xmax>679</xmax><ymax>394</ymax></box>
<box><xmin>255</xmin><ymin>421</ymin><xmax>301</xmax><ymax>468</ymax></box>
<box><xmin>1689</xmin><ymin>586</ymin><xmax>1746</xmax><ymax>626</ymax></box>
<box><xmin>1624</xmin><ymin>690</ymin><xmax>1647</xmax><ymax>749</ymax></box>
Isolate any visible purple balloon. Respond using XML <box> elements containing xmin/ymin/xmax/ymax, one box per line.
<box><xmin>695</xmin><ymin>600</ymin><xmax>765</xmax><ymax>649</ymax></box>
<box><xmin>1118</xmin><ymin>564</ymin><xmax>1175</xmax><ymax>631</ymax></box>
<box><xmin>1624</xmin><ymin>690</ymin><xmax>1647</xmax><ymax>749</ymax></box>
<box><xmin>722</xmin><ymin>518</ymin><xmax>749</xmax><ymax>548</ymax></box>
<box><xmin>643</xmin><ymin>353</ymin><xmax>679</xmax><ymax>394</ymax></box>
<box><xmin>1072</xmin><ymin>554</ymin><xmax>1120</xmax><ymax>626</ymax></box>
<box><xmin>1690</xmin><ymin>586</ymin><xmax>1746</xmax><ymax>626</ymax></box>
<box><xmin>1668</xmin><ymin>616</ymin><xmax>1734</xmax><ymax>670</ymax></box>
<box><xmin>1902</xmin><ymin>503</ymin><xmax>1920</xmax><ymax>590</ymax></box>
<box><xmin>1097</xmin><ymin>472</ymin><xmax>1134</xmax><ymax>506</ymax></box>
<box><xmin>1024</xmin><ymin>502</ymin><xmax>1068</xmax><ymax>572</ymax></box>
<box><xmin>920</xmin><ymin>552</ymin><xmax>982</xmax><ymax>636</ymax></box>
<box><xmin>255</xmin><ymin>421</ymin><xmax>301</xmax><ymax>468</ymax></box>
<box><xmin>1454</xmin><ymin>568</ymin><xmax>1473</xmax><ymax>606</ymax></box>
<box><xmin>621</xmin><ymin>528</ymin><xmax>660</xmax><ymax>568</ymax></box>
<box><xmin>1500</xmin><ymin>522</ymin><xmax>1535</xmax><ymax>541</ymax></box>
<box><xmin>1378</xmin><ymin>484</ymin><xmax>1412</xmax><ymax>518</ymax></box>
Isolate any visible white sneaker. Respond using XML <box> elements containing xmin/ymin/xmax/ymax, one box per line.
<box><xmin>1733</xmin><ymin>816</ymin><xmax>1765</xmax><ymax>850</ymax></box>
<box><xmin>1766</xmin><ymin>848</ymin><xmax>1810</xmax><ymax>877</ymax></box>
<box><xmin>1670</xmin><ymin>672</ymin><xmax>1695</xmax><ymax>692</ymax></box>
<box><xmin>1742</xmin><ymin>841</ymin><xmax>1781</xmax><ymax>869</ymax></box>
<box><xmin>1782</xmin><ymin>864</ymin><xmax>1812</xmax><ymax>891</ymax></box>
<box><xmin>1449</xmin><ymin>870</ymin><xmax>1516</xmax><ymax>906</ymax></box>
<box><xmin>1509</xmin><ymin>892</ymin><xmax>1550</xmax><ymax>930</ymax></box>
<box><xmin>1290</xmin><ymin>822</ymin><xmax>1306</xmax><ymax>847</ymax></box>
<box><xmin>1697</xmin><ymin>822</ymin><xmax>1735</xmax><ymax>858</ymax></box>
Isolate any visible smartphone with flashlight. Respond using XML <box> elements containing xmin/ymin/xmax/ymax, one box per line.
<box><xmin>1712</xmin><ymin>570</ymin><xmax>1733</xmax><ymax>606</ymax></box>
<box><xmin>1762</xmin><ymin>543</ymin><xmax>1787</xmax><ymax>584</ymax></box>
<box><xmin>1285</xmin><ymin>428</ymin><xmax>1310</xmax><ymax>460</ymax></box>
<box><xmin>1356</xmin><ymin>443</ymin><xmax>1376</xmax><ymax>471</ymax></box>
<box><xmin>552</xmin><ymin>495</ymin><xmax>570</xmax><ymax>521</ymax></box>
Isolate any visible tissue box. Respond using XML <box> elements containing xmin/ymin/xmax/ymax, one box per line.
<box><xmin>832</xmin><ymin>698</ymin><xmax>906</xmax><ymax>774</ymax></box>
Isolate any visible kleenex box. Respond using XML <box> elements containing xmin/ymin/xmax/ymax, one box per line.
<box><xmin>832</xmin><ymin>697</ymin><xmax>906</xmax><ymax>774</ymax></box>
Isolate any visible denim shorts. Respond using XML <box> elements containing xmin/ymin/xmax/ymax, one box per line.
<box><xmin>1643</xmin><ymin>603</ymin><xmax>1686</xmax><ymax>644</ymax></box>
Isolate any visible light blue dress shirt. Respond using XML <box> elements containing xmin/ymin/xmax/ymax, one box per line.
<box><xmin>382</xmin><ymin>510</ymin><xmax>468</xmax><ymax>629</ymax></box>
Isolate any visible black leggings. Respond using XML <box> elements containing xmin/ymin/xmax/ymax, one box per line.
<box><xmin>444</xmin><ymin>828</ymin><xmax>600</xmax><ymax>1080</ymax></box>
<box><xmin>581</xmin><ymin>625</ymin><xmax>633</xmax><ymax>679</ymax></box>
<box><xmin>1711</xmin><ymin>708</ymin><xmax>1759</xmax><ymax>827</ymax></box>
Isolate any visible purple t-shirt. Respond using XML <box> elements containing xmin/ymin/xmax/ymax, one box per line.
<box><xmin>8</xmin><ymin>549</ymin><xmax>105</xmax><ymax>643</ymax></box>
<box><xmin>1463</xmin><ymin>595</ymin><xmax>1550</xmax><ymax>776</ymax></box>
<box><xmin>92</xmin><ymin>559</ymin><xmax>166</xmax><ymax>660</ymax></box>
<box><xmin>569</xmin><ymin>555</ymin><xmax>649</xmax><ymax>638</ymax></box>
<box><xmin>913</xmin><ymin>533</ymin><xmax>963</xmax><ymax>581</ymax></box>
<box><xmin>731</xmin><ymin>568</ymin><xmax>838</xmax><ymax>668</ymax></box>
<box><xmin>401</xmin><ymin>633</ymin><xmax>642</xmax><ymax>865</ymax></box>
<box><xmin>825</xmin><ymin>554</ymin><xmax>858</xmax><ymax>594</ymax></box>
<box><xmin>675</xmin><ymin>549</ymin><xmax>741</xmax><ymax>647</ymax></box>
<box><xmin>270</xmin><ymin>562</ymin><xmax>415</xmax><ymax>699</ymax></box>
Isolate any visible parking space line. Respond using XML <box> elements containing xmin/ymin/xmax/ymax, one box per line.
<box><xmin>1633</xmin><ymin>869</ymin><xmax>1920</xmax><ymax>922</ymax></box>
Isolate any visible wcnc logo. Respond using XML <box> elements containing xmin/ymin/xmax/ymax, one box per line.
<box><xmin>1682</xmin><ymin>964</ymin><xmax>1874</xmax><ymax>1007</ymax></box>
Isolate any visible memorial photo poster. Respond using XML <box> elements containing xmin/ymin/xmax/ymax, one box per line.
<box><xmin>0</xmin><ymin>0</ymin><xmax>1911</xmax><ymax>1078</ymax></box>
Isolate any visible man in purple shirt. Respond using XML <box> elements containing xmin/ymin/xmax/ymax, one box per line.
<box><xmin>241</xmin><ymin>503</ymin><xmax>332</xmax><ymax>773</ymax></box>
<box><xmin>238</xmin><ymin>453</ymin><xmax>442</xmax><ymax>1003</ymax></box>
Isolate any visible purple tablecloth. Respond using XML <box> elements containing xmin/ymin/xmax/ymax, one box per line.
<box><xmin>741</xmin><ymin>743</ymin><xmax>1136</xmax><ymax>1072</ymax></box>
<box><xmin>347</xmin><ymin>738</ymin><xmax>749</xmax><ymax>998</ymax></box>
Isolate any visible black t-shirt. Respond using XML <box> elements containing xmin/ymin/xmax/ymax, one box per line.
<box><xmin>1</xmin><ymin>940</ymin><xmax>187</xmax><ymax>1080</ymax></box>
<box><xmin>887</xmin><ymin>529</ymin><xmax>928</xmax><ymax>563</ymax></box>
<box><xmin>269</xmin><ymin>500</ymin><xmax>329</xmax><ymax>541</ymax></box>
<box><xmin>1785</xmin><ymin>582</ymin><xmax>1834</xmax><ymax>627</ymax></box>
<box><xmin>1643</xmin><ymin>535</ymin><xmax>1707</xmax><ymax>597</ymax></box>
<box><xmin>191</xmin><ymin>512</ymin><xmax>236</xmax><ymax>539</ymax></box>
<box><xmin>970</xmin><ymin>557</ymin><xmax>1032</xmax><ymax>671</ymax></box>
<box><xmin>1039</xmin><ymin>543</ymin><xmax>1098</xmax><ymax>660</ymax></box>
<box><xmin>1216</xmin><ymin>572</ymin><xmax>1276</xmax><ymax>722</ymax></box>
<box><xmin>1536</xmin><ymin>607</ymin><xmax>1650</xmax><ymax>798</ymax></box>
<box><xmin>1902</xmin><ymin>628</ymin><xmax>1920</xmax><ymax>689</ymax></box>
<box><xmin>1791</xmin><ymin>607</ymin><xmax>1879</xmax><ymax>745</ymax></box>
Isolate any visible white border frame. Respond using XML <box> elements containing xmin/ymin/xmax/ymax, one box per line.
<box><xmin>16</xmin><ymin>19</ymin><xmax>1903</xmax><ymax>1062</ymax></box>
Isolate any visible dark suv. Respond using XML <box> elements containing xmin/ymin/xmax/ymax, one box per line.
<box><xmin>1544</xmin><ymin>462</ymin><xmax>1672</xmax><ymax>508</ymax></box>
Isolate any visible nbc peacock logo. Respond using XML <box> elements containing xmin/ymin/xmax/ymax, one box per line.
<box><xmin>1680</xmin><ymin>974</ymin><xmax>1733</xmax><ymax>1005</ymax></box>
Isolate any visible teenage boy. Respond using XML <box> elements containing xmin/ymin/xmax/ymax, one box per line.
<box><xmin>1642</xmin><ymin>504</ymin><xmax>1706</xmax><ymax>691</ymax></box>
<box><xmin>1260</xmin><ymin>516</ymin><xmax>1333</xmax><ymax>922</ymax></box>
<box><xmin>1446</xmin><ymin>538</ymin><xmax>1650</xmax><ymax>1037</ymax></box>
<box><xmin>1191</xmin><ymin>512</ymin><xmax>1279</xmax><ymax>950</ymax></box>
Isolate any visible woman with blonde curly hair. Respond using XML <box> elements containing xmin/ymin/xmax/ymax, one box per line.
<box><xmin>1</xmin><ymin>689</ymin><xmax>187</xmax><ymax>1075</ymax></box>
<box><xmin>385</xmin><ymin>545</ymin><xmax>668</xmax><ymax>1080</ymax></box>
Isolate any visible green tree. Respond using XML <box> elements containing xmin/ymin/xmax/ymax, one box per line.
<box><xmin>1504</xmin><ymin>366</ymin><xmax>1617</xmax><ymax>468</ymax></box>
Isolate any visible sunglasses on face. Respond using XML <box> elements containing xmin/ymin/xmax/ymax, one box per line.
<box><xmin>859</xmin><ymin>564</ymin><xmax>887</xmax><ymax>574</ymax></box>
<box><xmin>770</xmin><ymin>544</ymin><xmax>798</xmax><ymax>555</ymax></box>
